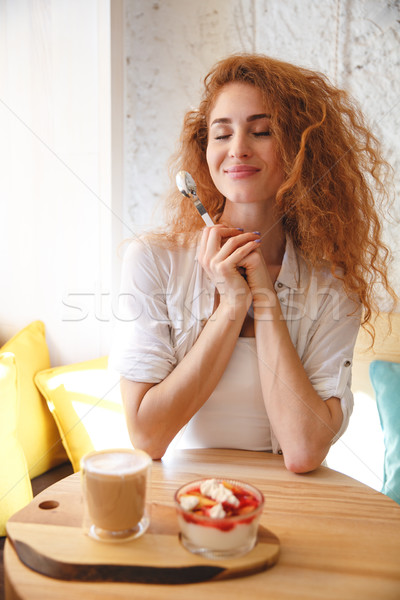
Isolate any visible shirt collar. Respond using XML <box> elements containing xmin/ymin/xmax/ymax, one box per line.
<box><xmin>197</xmin><ymin>234</ymin><xmax>302</xmax><ymax>291</ymax></box>
<box><xmin>276</xmin><ymin>236</ymin><xmax>302</xmax><ymax>290</ymax></box>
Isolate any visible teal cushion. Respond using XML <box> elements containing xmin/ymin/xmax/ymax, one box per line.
<box><xmin>369</xmin><ymin>360</ymin><xmax>400</xmax><ymax>504</ymax></box>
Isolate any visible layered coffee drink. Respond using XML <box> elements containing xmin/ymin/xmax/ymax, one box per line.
<box><xmin>81</xmin><ymin>448</ymin><xmax>151</xmax><ymax>541</ymax></box>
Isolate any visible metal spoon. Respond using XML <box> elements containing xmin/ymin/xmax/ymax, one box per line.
<box><xmin>176</xmin><ymin>171</ymin><xmax>214</xmax><ymax>227</ymax></box>
<box><xmin>176</xmin><ymin>171</ymin><xmax>247</xmax><ymax>279</ymax></box>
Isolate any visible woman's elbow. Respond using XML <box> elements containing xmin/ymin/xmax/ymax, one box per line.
<box><xmin>144</xmin><ymin>448</ymin><xmax>164</xmax><ymax>461</ymax></box>
<box><xmin>127</xmin><ymin>429</ymin><xmax>167</xmax><ymax>461</ymax></box>
<box><xmin>283</xmin><ymin>448</ymin><xmax>325</xmax><ymax>474</ymax></box>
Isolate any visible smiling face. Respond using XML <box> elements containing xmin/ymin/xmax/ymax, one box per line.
<box><xmin>206</xmin><ymin>82</ymin><xmax>284</xmax><ymax>208</ymax></box>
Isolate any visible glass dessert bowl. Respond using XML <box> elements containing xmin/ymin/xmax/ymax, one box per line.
<box><xmin>174</xmin><ymin>478</ymin><xmax>264</xmax><ymax>559</ymax></box>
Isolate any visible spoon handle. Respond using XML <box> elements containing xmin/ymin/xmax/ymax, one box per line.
<box><xmin>176</xmin><ymin>170</ymin><xmax>214</xmax><ymax>227</ymax></box>
<box><xmin>193</xmin><ymin>198</ymin><xmax>214</xmax><ymax>226</ymax></box>
<box><xmin>202</xmin><ymin>213</ymin><xmax>214</xmax><ymax>227</ymax></box>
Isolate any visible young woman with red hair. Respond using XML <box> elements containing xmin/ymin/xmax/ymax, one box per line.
<box><xmin>110</xmin><ymin>54</ymin><xmax>395</xmax><ymax>472</ymax></box>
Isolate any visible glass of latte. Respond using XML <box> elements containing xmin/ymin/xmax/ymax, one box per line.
<box><xmin>81</xmin><ymin>448</ymin><xmax>152</xmax><ymax>542</ymax></box>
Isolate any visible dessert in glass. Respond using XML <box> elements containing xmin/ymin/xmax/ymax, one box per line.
<box><xmin>174</xmin><ymin>478</ymin><xmax>264</xmax><ymax>559</ymax></box>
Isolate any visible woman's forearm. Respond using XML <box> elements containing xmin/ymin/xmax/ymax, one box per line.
<box><xmin>123</xmin><ymin>298</ymin><xmax>248</xmax><ymax>458</ymax></box>
<box><xmin>253</xmin><ymin>293</ymin><xmax>343</xmax><ymax>472</ymax></box>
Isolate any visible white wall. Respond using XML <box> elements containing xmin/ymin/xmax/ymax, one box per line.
<box><xmin>124</xmin><ymin>0</ymin><xmax>400</xmax><ymax>303</ymax></box>
<box><xmin>0</xmin><ymin>0</ymin><xmax>123</xmax><ymax>365</ymax></box>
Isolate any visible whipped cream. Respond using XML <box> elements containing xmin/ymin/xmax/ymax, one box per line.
<box><xmin>200</xmin><ymin>479</ymin><xmax>240</xmax><ymax>507</ymax></box>
<box><xmin>179</xmin><ymin>494</ymin><xmax>199</xmax><ymax>511</ymax></box>
<box><xmin>208</xmin><ymin>503</ymin><xmax>226</xmax><ymax>519</ymax></box>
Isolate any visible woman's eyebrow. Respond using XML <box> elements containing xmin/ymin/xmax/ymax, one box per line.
<box><xmin>247</xmin><ymin>113</ymin><xmax>271</xmax><ymax>122</ymax></box>
<box><xmin>210</xmin><ymin>113</ymin><xmax>271</xmax><ymax>127</ymax></box>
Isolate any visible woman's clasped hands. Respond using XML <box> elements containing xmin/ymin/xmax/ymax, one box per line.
<box><xmin>197</xmin><ymin>225</ymin><xmax>271</xmax><ymax>311</ymax></box>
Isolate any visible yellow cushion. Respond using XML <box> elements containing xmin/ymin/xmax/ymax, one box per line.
<box><xmin>35</xmin><ymin>357</ymin><xmax>132</xmax><ymax>472</ymax></box>
<box><xmin>0</xmin><ymin>353</ymin><xmax>33</xmax><ymax>536</ymax></box>
<box><xmin>1</xmin><ymin>321</ymin><xmax>68</xmax><ymax>478</ymax></box>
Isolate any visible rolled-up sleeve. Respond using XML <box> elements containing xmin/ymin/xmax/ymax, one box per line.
<box><xmin>109</xmin><ymin>240</ymin><xmax>177</xmax><ymax>383</ymax></box>
<box><xmin>301</xmin><ymin>286</ymin><xmax>362</xmax><ymax>441</ymax></box>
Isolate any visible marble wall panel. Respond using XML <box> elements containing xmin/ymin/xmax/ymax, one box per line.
<box><xmin>124</xmin><ymin>0</ymin><xmax>399</xmax><ymax>302</ymax></box>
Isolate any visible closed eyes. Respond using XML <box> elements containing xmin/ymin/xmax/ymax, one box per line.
<box><xmin>214</xmin><ymin>131</ymin><xmax>271</xmax><ymax>140</ymax></box>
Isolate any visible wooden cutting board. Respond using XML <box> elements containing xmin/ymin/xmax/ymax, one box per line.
<box><xmin>7</xmin><ymin>501</ymin><xmax>280</xmax><ymax>584</ymax></box>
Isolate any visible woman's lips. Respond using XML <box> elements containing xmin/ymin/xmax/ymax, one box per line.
<box><xmin>224</xmin><ymin>166</ymin><xmax>260</xmax><ymax>179</ymax></box>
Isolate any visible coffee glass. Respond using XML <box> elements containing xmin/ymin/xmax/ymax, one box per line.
<box><xmin>81</xmin><ymin>448</ymin><xmax>152</xmax><ymax>542</ymax></box>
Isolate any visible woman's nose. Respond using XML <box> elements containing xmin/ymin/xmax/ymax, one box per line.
<box><xmin>229</xmin><ymin>132</ymin><xmax>252</xmax><ymax>158</ymax></box>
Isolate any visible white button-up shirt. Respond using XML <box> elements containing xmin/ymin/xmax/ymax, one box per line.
<box><xmin>110</xmin><ymin>235</ymin><xmax>361</xmax><ymax>451</ymax></box>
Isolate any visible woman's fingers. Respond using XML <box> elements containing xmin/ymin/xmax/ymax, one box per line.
<box><xmin>212</xmin><ymin>239</ymin><xmax>261</xmax><ymax>277</ymax></box>
<box><xmin>201</xmin><ymin>226</ymin><xmax>260</xmax><ymax>255</ymax></box>
<box><xmin>202</xmin><ymin>225</ymin><xmax>246</xmax><ymax>253</ymax></box>
<box><xmin>238</xmin><ymin>246</ymin><xmax>272</xmax><ymax>293</ymax></box>
<box><xmin>216</xmin><ymin>232</ymin><xmax>261</xmax><ymax>262</ymax></box>
<box><xmin>198</xmin><ymin>226</ymin><xmax>262</xmax><ymax>295</ymax></box>
<box><xmin>199</xmin><ymin>226</ymin><xmax>245</xmax><ymax>267</ymax></box>
<box><xmin>201</xmin><ymin>227</ymin><xmax>260</xmax><ymax>261</ymax></box>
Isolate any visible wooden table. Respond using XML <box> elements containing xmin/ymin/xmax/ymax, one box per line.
<box><xmin>4</xmin><ymin>448</ymin><xmax>400</xmax><ymax>599</ymax></box>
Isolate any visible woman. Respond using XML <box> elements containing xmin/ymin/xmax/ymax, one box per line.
<box><xmin>110</xmin><ymin>54</ymin><xmax>395</xmax><ymax>472</ymax></box>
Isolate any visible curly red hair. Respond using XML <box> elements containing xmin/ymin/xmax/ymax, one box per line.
<box><xmin>160</xmin><ymin>53</ymin><xmax>396</xmax><ymax>330</ymax></box>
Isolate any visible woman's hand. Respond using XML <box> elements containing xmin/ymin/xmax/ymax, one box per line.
<box><xmin>237</xmin><ymin>244</ymin><xmax>274</xmax><ymax>294</ymax></box>
<box><xmin>198</xmin><ymin>225</ymin><xmax>261</xmax><ymax>308</ymax></box>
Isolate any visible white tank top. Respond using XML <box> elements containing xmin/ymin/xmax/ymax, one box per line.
<box><xmin>172</xmin><ymin>338</ymin><xmax>272</xmax><ymax>452</ymax></box>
